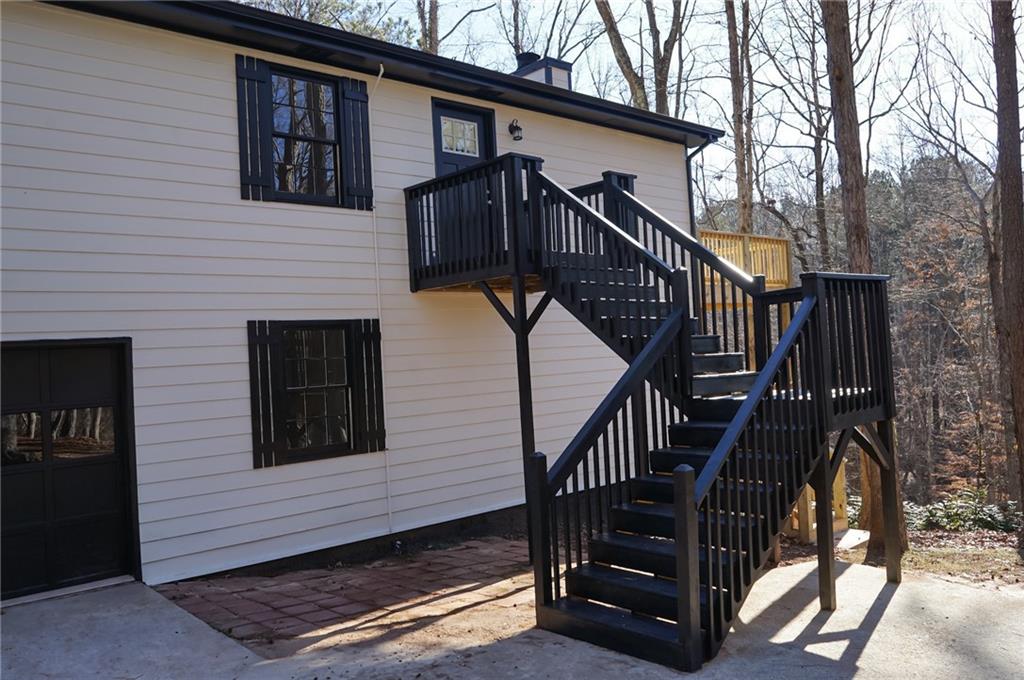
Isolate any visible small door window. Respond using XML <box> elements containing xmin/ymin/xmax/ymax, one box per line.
<box><xmin>440</xmin><ymin>116</ymin><xmax>480</xmax><ymax>157</ymax></box>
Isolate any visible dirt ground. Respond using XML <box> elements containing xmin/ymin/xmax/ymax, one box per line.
<box><xmin>778</xmin><ymin>530</ymin><xmax>1024</xmax><ymax>586</ymax></box>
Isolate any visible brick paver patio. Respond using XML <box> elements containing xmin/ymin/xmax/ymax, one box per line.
<box><xmin>156</xmin><ymin>537</ymin><xmax>531</xmax><ymax>657</ymax></box>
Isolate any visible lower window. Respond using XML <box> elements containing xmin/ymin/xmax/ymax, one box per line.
<box><xmin>248</xmin><ymin>319</ymin><xmax>384</xmax><ymax>467</ymax></box>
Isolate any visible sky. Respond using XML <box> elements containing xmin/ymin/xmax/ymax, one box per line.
<box><xmin>383</xmin><ymin>0</ymin><xmax>1014</xmax><ymax>202</ymax></box>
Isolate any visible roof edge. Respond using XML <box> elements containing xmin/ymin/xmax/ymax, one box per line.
<box><xmin>48</xmin><ymin>0</ymin><xmax>724</xmax><ymax>148</ymax></box>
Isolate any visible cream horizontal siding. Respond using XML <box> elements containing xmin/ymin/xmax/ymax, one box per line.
<box><xmin>0</xmin><ymin>2</ymin><xmax>692</xmax><ymax>584</ymax></box>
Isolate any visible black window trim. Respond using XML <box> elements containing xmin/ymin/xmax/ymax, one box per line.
<box><xmin>248</xmin><ymin>318</ymin><xmax>385</xmax><ymax>469</ymax></box>
<box><xmin>236</xmin><ymin>55</ymin><xmax>374</xmax><ymax>211</ymax></box>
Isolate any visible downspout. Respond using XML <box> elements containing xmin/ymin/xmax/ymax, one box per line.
<box><xmin>685</xmin><ymin>135</ymin><xmax>716</xmax><ymax>319</ymax></box>
<box><xmin>367</xmin><ymin>63</ymin><xmax>393</xmax><ymax>533</ymax></box>
<box><xmin>685</xmin><ymin>136</ymin><xmax>715</xmax><ymax>237</ymax></box>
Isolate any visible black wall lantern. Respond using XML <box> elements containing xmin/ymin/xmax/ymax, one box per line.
<box><xmin>508</xmin><ymin>119</ymin><xmax>523</xmax><ymax>141</ymax></box>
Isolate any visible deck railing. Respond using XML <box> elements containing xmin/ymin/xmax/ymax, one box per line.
<box><xmin>699</xmin><ymin>230</ymin><xmax>792</xmax><ymax>290</ymax></box>
<box><xmin>404</xmin><ymin>153</ymin><xmax>543</xmax><ymax>291</ymax></box>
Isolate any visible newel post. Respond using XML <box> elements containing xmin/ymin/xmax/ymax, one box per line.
<box><xmin>526</xmin><ymin>452</ymin><xmax>553</xmax><ymax>608</ymax></box>
<box><xmin>524</xmin><ymin>157</ymin><xmax>544</xmax><ymax>270</ymax></box>
<box><xmin>670</xmin><ymin>268</ymin><xmax>692</xmax><ymax>401</ymax></box>
<box><xmin>802</xmin><ymin>273</ymin><xmax>834</xmax><ymax>432</ymax></box>
<box><xmin>601</xmin><ymin>170</ymin><xmax>637</xmax><ymax>237</ymax></box>
<box><xmin>751</xmin><ymin>274</ymin><xmax>767</xmax><ymax>370</ymax></box>
<box><xmin>508</xmin><ymin>155</ymin><xmax>530</xmax><ymax>276</ymax></box>
<box><xmin>674</xmin><ymin>464</ymin><xmax>703</xmax><ymax>671</ymax></box>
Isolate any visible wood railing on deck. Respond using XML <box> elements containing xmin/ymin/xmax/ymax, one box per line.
<box><xmin>404</xmin><ymin>153</ymin><xmax>543</xmax><ymax>291</ymax></box>
<box><xmin>699</xmin><ymin>230</ymin><xmax>792</xmax><ymax>290</ymax></box>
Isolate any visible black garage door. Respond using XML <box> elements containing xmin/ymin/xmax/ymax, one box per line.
<box><xmin>2</xmin><ymin>339</ymin><xmax>138</xmax><ymax>599</ymax></box>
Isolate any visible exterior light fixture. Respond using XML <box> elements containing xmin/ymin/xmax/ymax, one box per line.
<box><xmin>508</xmin><ymin>119</ymin><xmax>523</xmax><ymax>141</ymax></box>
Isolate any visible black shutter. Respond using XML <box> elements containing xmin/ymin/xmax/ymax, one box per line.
<box><xmin>339</xmin><ymin>78</ymin><xmax>374</xmax><ymax>210</ymax></box>
<box><xmin>350</xmin><ymin>319</ymin><xmax>385</xmax><ymax>453</ymax></box>
<box><xmin>247</xmin><ymin>320</ymin><xmax>278</xmax><ymax>468</ymax></box>
<box><xmin>236</xmin><ymin>55</ymin><xmax>273</xmax><ymax>201</ymax></box>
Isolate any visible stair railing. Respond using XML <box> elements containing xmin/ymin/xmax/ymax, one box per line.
<box><xmin>685</xmin><ymin>272</ymin><xmax>895</xmax><ymax>656</ymax></box>
<box><xmin>404</xmin><ymin>153</ymin><xmax>543</xmax><ymax>292</ymax></box>
<box><xmin>527</xmin><ymin>278</ymin><xmax>690</xmax><ymax>611</ymax></box>
<box><xmin>534</xmin><ymin>171</ymin><xmax>682</xmax><ymax>361</ymax></box>
<box><xmin>601</xmin><ymin>184</ymin><xmax>767</xmax><ymax>370</ymax></box>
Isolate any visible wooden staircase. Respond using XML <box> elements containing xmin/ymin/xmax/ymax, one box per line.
<box><xmin>404</xmin><ymin>154</ymin><xmax>902</xmax><ymax>671</ymax></box>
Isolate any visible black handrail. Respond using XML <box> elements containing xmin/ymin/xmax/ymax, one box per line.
<box><xmin>534</xmin><ymin>171</ymin><xmax>684</xmax><ymax>364</ymax></box>
<box><xmin>694</xmin><ymin>294</ymin><xmax>818</xmax><ymax>501</ymax></box>
<box><xmin>546</xmin><ymin>304</ymin><xmax>686</xmax><ymax>492</ymax></box>
<box><xmin>602</xmin><ymin>184</ymin><xmax>768</xmax><ymax>368</ymax></box>
<box><xmin>606</xmin><ymin>185</ymin><xmax>758</xmax><ymax>295</ymax></box>
<box><xmin>528</xmin><ymin>294</ymin><xmax>691</xmax><ymax>611</ymax></box>
<box><xmin>403</xmin><ymin>152</ymin><xmax>543</xmax><ymax>193</ymax></box>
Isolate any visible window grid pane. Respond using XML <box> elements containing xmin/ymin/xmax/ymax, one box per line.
<box><xmin>282</xmin><ymin>327</ymin><xmax>352</xmax><ymax>453</ymax></box>
<box><xmin>271</xmin><ymin>73</ymin><xmax>339</xmax><ymax>199</ymax></box>
<box><xmin>439</xmin><ymin>116</ymin><xmax>480</xmax><ymax>157</ymax></box>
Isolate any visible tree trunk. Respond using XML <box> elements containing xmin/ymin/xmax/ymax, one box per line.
<box><xmin>821</xmin><ymin>0</ymin><xmax>907</xmax><ymax>560</ymax></box>
<box><xmin>812</xmin><ymin>138</ymin><xmax>831</xmax><ymax>268</ymax></box>
<box><xmin>416</xmin><ymin>0</ymin><xmax>439</xmax><ymax>54</ymax></box>
<box><xmin>725</xmin><ymin>1</ymin><xmax>753</xmax><ymax>234</ymax></box>
<box><xmin>990</xmin><ymin>0</ymin><xmax>1024</xmax><ymax>544</ymax></box>
<box><xmin>595</xmin><ymin>0</ymin><xmax>649</xmax><ymax>110</ymax></box>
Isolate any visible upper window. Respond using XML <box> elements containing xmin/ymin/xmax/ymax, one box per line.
<box><xmin>271</xmin><ymin>74</ymin><xmax>338</xmax><ymax>200</ymax></box>
<box><xmin>236</xmin><ymin>56</ymin><xmax>373</xmax><ymax>210</ymax></box>
<box><xmin>248</xmin><ymin>319</ymin><xmax>384</xmax><ymax>468</ymax></box>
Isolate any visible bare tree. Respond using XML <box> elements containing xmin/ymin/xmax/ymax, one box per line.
<box><xmin>495</xmin><ymin>0</ymin><xmax>604</xmax><ymax>61</ymax></box>
<box><xmin>822</xmin><ymin>0</ymin><xmax>908</xmax><ymax>559</ymax></box>
<box><xmin>416</xmin><ymin>0</ymin><xmax>496</xmax><ymax>54</ymax></box>
<box><xmin>990</xmin><ymin>0</ymin><xmax>1024</xmax><ymax>542</ymax></box>
<box><xmin>755</xmin><ymin>0</ymin><xmax>915</xmax><ymax>268</ymax></box>
<box><xmin>903</xmin><ymin>5</ymin><xmax>1022</xmax><ymax>504</ymax></box>
<box><xmin>725</xmin><ymin>1</ymin><xmax>755</xmax><ymax>233</ymax></box>
<box><xmin>594</xmin><ymin>0</ymin><xmax>685</xmax><ymax>114</ymax></box>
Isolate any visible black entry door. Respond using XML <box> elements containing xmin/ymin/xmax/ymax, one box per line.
<box><xmin>1</xmin><ymin>340</ymin><xmax>137</xmax><ymax>599</ymax></box>
<box><xmin>432</xmin><ymin>101</ymin><xmax>496</xmax><ymax>176</ymax></box>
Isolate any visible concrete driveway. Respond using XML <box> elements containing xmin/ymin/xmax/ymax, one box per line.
<box><xmin>3</xmin><ymin>561</ymin><xmax>1023</xmax><ymax>679</ymax></box>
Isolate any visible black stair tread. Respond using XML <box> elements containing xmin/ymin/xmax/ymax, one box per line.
<box><xmin>649</xmin><ymin>446</ymin><xmax>715</xmax><ymax>473</ymax></box>
<box><xmin>571</xmin><ymin>563</ymin><xmax>677</xmax><ymax>598</ymax></box>
<box><xmin>692</xmin><ymin>371</ymin><xmax>758</xmax><ymax>396</ymax></box>
<box><xmin>591</xmin><ymin>531</ymin><xmax>676</xmax><ymax>557</ymax></box>
<box><xmin>669</xmin><ymin>420</ymin><xmax>729</xmax><ymax>447</ymax></box>
<box><xmin>567</xmin><ymin>564</ymin><xmax>680</xmax><ymax>620</ymax></box>
<box><xmin>590</xmin><ymin>531</ymin><xmax>745</xmax><ymax>579</ymax></box>
<box><xmin>547</xmin><ymin>597</ymin><xmax>679</xmax><ymax>642</ymax></box>
<box><xmin>567</xmin><ymin>564</ymin><xmax>715</xmax><ymax>623</ymax></box>
<box><xmin>591</xmin><ymin>531</ymin><xmax>746</xmax><ymax>561</ymax></box>
<box><xmin>692</xmin><ymin>370</ymin><xmax>757</xmax><ymax>381</ymax></box>
<box><xmin>649</xmin><ymin>445</ymin><xmax>791</xmax><ymax>474</ymax></box>
<box><xmin>615</xmin><ymin>501</ymin><xmax>676</xmax><ymax>519</ymax></box>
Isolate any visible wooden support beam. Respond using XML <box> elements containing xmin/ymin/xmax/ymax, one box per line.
<box><xmin>877</xmin><ymin>419</ymin><xmax>903</xmax><ymax>584</ymax></box>
<box><xmin>862</xmin><ymin>422</ymin><xmax>893</xmax><ymax>470</ymax></box>
<box><xmin>526</xmin><ymin>291</ymin><xmax>553</xmax><ymax>334</ymax></box>
<box><xmin>477</xmin><ymin>281</ymin><xmax>516</xmax><ymax>330</ymax></box>
<box><xmin>811</xmin><ymin>449</ymin><xmax>836</xmax><ymax>610</ymax></box>
<box><xmin>831</xmin><ymin>428</ymin><xmax>854</xmax><ymax>481</ymax></box>
<box><xmin>851</xmin><ymin>427</ymin><xmax>889</xmax><ymax>471</ymax></box>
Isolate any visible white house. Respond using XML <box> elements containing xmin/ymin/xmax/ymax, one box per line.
<box><xmin>0</xmin><ymin>0</ymin><xmax>722</xmax><ymax>599</ymax></box>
